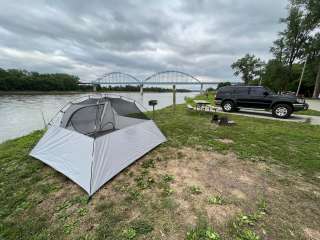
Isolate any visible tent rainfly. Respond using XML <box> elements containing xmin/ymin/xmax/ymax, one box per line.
<box><xmin>30</xmin><ymin>95</ymin><xmax>166</xmax><ymax>196</ymax></box>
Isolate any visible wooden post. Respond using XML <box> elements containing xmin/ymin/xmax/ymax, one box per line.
<box><xmin>140</xmin><ymin>84</ymin><xmax>144</xmax><ymax>95</ymax></box>
<box><xmin>152</xmin><ymin>105</ymin><xmax>155</xmax><ymax>119</ymax></box>
<box><xmin>173</xmin><ymin>84</ymin><xmax>176</xmax><ymax>111</ymax></box>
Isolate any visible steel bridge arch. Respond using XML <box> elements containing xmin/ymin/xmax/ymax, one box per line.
<box><xmin>93</xmin><ymin>72</ymin><xmax>142</xmax><ymax>85</ymax></box>
<box><xmin>143</xmin><ymin>70</ymin><xmax>202</xmax><ymax>85</ymax></box>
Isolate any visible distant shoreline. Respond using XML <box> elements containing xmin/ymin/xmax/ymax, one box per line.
<box><xmin>0</xmin><ymin>91</ymin><xmax>93</xmax><ymax>95</ymax></box>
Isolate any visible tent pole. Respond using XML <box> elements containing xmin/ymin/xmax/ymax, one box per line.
<box><xmin>89</xmin><ymin>139</ymin><xmax>95</xmax><ymax>198</ymax></box>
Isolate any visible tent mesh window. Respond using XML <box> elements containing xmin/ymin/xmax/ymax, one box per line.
<box><xmin>109</xmin><ymin>98</ymin><xmax>149</xmax><ymax>120</ymax></box>
<box><xmin>64</xmin><ymin>96</ymin><xmax>149</xmax><ymax>138</ymax></box>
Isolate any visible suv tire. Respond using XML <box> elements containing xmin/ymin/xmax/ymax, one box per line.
<box><xmin>222</xmin><ymin>100</ymin><xmax>234</xmax><ymax>112</ymax></box>
<box><xmin>272</xmin><ymin>104</ymin><xmax>292</xmax><ymax>118</ymax></box>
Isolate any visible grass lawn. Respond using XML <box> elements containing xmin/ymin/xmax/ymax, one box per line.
<box><xmin>1</xmin><ymin>95</ymin><xmax>320</xmax><ymax>240</ymax></box>
<box><xmin>295</xmin><ymin>109</ymin><xmax>320</xmax><ymax>116</ymax></box>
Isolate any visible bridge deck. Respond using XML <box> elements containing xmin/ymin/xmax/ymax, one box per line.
<box><xmin>85</xmin><ymin>81</ymin><xmax>233</xmax><ymax>85</ymax></box>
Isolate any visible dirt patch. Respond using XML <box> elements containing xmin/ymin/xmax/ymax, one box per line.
<box><xmin>230</xmin><ymin>189</ymin><xmax>247</xmax><ymax>200</ymax></box>
<box><xmin>206</xmin><ymin>204</ymin><xmax>241</xmax><ymax>225</ymax></box>
<box><xmin>304</xmin><ymin>228</ymin><xmax>320</xmax><ymax>240</ymax></box>
<box><xmin>216</xmin><ymin>138</ymin><xmax>234</xmax><ymax>144</ymax></box>
<box><xmin>146</xmin><ymin>147</ymin><xmax>320</xmax><ymax>239</ymax></box>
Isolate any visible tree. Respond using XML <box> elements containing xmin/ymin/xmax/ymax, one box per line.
<box><xmin>292</xmin><ymin>0</ymin><xmax>320</xmax><ymax>97</ymax></box>
<box><xmin>291</xmin><ymin>0</ymin><xmax>320</xmax><ymax>28</ymax></box>
<box><xmin>307</xmin><ymin>34</ymin><xmax>320</xmax><ymax>97</ymax></box>
<box><xmin>0</xmin><ymin>68</ymin><xmax>80</xmax><ymax>91</ymax></box>
<box><xmin>216</xmin><ymin>82</ymin><xmax>231</xmax><ymax>89</ymax></box>
<box><xmin>231</xmin><ymin>54</ymin><xmax>263</xmax><ymax>84</ymax></box>
<box><xmin>271</xmin><ymin>6</ymin><xmax>313</xmax><ymax>89</ymax></box>
<box><xmin>270</xmin><ymin>38</ymin><xmax>285</xmax><ymax>63</ymax></box>
<box><xmin>263</xmin><ymin>60</ymin><xmax>289</xmax><ymax>91</ymax></box>
<box><xmin>269</xmin><ymin>1</ymin><xmax>320</xmax><ymax>94</ymax></box>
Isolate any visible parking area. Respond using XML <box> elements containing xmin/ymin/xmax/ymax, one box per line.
<box><xmin>307</xmin><ymin>99</ymin><xmax>320</xmax><ymax>111</ymax></box>
<box><xmin>216</xmin><ymin>107</ymin><xmax>320</xmax><ymax>125</ymax></box>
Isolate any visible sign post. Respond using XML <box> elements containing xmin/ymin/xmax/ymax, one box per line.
<box><xmin>148</xmin><ymin>100</ymin><xmax>158</xmax><ymax>119</ymax></box>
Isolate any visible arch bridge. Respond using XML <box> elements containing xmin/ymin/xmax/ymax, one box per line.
<box><xmin>93</xmin><ymin>72</ymin><xmax>141</xmax><ymax>85</ymax></box>
<box><xmin>90</xmin><ymin>70</ymin><xmax>226</xmax><ymax>94</ymax></box>
<box><xmin>84</xmin><ymin>70</ymin><xmax>239</xmax><ymax>110</ymax></box>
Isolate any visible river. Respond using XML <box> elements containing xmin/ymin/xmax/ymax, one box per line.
<box><xmin>0</xmin><ymin>92</ymin><xmax>197</xmax><ymax>143</ymax></box>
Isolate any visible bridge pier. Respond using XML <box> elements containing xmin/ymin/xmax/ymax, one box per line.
<box><xmin>200</xmin><ymin>83</ymin><xmax>204</xmax><ymax>94</ymax></box>
<box><xmin>93</xmin><ymin>84</ymin><xmax>97</xmax><ymax>92</ymax></box>
<box><xmin>140</xmin><ymin>84</ymin><xmax>144</xmax><ymax>95</ymax></box>
<box><xmin>173</xmin><ymin>84</ymin><xmax>176</xmax><ymax>111</ymax></box>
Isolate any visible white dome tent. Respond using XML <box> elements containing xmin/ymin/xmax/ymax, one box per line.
<box><xmin>30</xmin><ymin>94</ymin><xmax>166</xmax><ymax>196</ymax></box>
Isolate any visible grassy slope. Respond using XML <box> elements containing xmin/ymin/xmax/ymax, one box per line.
<box><xmin>1</xmin><ymin>95</ymin><xmax>320</xmax><ymax>239</ymax></box>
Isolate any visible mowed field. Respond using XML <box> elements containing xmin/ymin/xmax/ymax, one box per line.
<box><xmin>1</xmin><ymin>95</ymin><xmax>320</xmax><ymax>240</ymax></box>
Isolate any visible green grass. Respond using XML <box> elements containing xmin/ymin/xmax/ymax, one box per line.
<box><xmin>154</xmin><ymin>101</ymin><xmax>320</xmax><ymax>177</ymax></box>
<box><xmin>186</xmin><ymin>217</ymin><xmax>221</xmax><ymax>240</ymax></box>
<box><xmin>230</xmin><ymin>200</ymin><xmax>267</xmax><ymax>240</ymax></box>
<box><xmin>0</xmin><ymin>131</ymin><xmax>56</xmax><ymax>239</ymax></box>
<box><xmin>295</xmin><ymin>109</ymin><xmax>320</xmax><ymax>116</ymax></box>
<box><xmin>208</xmin><ymin>195</ymin><xmax>224</xmax><ymax>205</ymax></box>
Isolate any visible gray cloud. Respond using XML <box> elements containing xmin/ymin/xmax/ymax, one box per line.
<box><xmin>0</xmin><ymin>0</ymin><xmax>288</xmax><ymax>82</ymax></box>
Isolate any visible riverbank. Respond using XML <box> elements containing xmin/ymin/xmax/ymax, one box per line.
<box><xmin>1</xmin><ymin>97</ymin><xmax>320</xmax><ymax>239</ymax></box>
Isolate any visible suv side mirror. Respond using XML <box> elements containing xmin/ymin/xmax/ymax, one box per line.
<box><xmin>263</xmin><ymin>91</ymin><xmax>269</xmax><ymax>96</ymax></box>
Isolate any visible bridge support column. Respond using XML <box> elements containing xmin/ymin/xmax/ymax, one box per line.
<box><xmin>93</xmin><ymin>84</ymin><xmax>97</xmax><ymax>92</ymax></box>
<box><xmin>140</xmin><ymin>84</ymin><xmax>144</xmax><ymax>95</ymax></box>
<box><xmin>173</xmin><ymin>84</ymin><xmax>176</xmax><ymax>111</ymax></box>
<box><xmin>200</xmin><ymin>83</ymin><xmax>204</xmax><ymax>95</ymax></box>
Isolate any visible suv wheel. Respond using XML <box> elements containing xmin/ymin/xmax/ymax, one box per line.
<box><xmin>272</xmin><ymin>104</ymin><xmax>292</xmax><ymax>118</ymax></box>
<box><xmin>222</xmin><ymin>101</ymin><xmax>234</xmax><ymax>112</ymax></box>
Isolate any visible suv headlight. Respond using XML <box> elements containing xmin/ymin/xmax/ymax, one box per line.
<box><xmin>297</xmin><ymin>98</ymin><xmax>305</xmax><ymax>103</ymax></box>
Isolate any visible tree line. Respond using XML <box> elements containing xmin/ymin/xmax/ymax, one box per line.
<box><xmin>0</xmin><ymin>68</ymin><xmax>191</xmax><ymax>92</ymax></box>
<box><xmin>0</xmin><ymin>68</ymin><xmax>80</xmax><ymax>91</ymax></box>
<box><xmin>230</xmin><ymin>0</ymin><xmax>320</xmax><ymax>97</ymax></box>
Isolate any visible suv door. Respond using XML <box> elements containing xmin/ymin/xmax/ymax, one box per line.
<box><xmin>233</xmin><ymin>87</ymin><xmax>251</xmax><ymax>107</ymax></box>
<box><xmin>247</xmin><ymin>87</ymin><xmax>273</xmax><ymax>108</ymax></box>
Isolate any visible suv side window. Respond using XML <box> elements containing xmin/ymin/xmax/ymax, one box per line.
<box><xmin>233</xmin><ymin>87</ymin><xmax>249</xmax><ymax>95</ymax></box>
<box><xmin>249</xmin><ymin>87</ymin><xmax>265</xmax><ymax>96</ymax></box>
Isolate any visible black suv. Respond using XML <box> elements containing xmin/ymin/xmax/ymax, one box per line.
<box><xmin>215</xmin><ymin>86</ymin><xmax>308</xmax><ymax>118</ymax></box>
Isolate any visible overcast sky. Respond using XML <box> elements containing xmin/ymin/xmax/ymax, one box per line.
<box><xmin>0</xmin><ymin>0</ymin><xmax>288</xmax><ymax>83</ymax></box>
